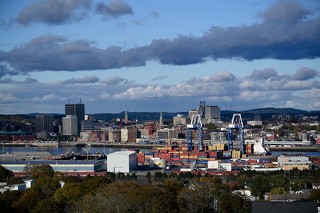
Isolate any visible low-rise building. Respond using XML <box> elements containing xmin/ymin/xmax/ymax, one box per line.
<box><xmin>107</xmin><ymin>151</ymin><xmax>137</xmax><ymax>173</ymax></box>
<box><xmin>277</xmin><ymin>155</ymin><xmax>312</xmax><ymax>170</ymax></box>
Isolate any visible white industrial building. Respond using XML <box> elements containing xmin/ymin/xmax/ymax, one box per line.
<box><xmin>208</xmin><ymin>160</ymin><xmax>232</xmax><ymax>171</ymax></box>
<box><xmin>107</xmin><ymin>151</ymin><xmax>137</xmax><ymax>173</ymax></box>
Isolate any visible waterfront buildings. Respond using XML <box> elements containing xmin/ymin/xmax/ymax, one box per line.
<box><xmin>277</xmin><ymin>155</ymin><xmax>312</xmax><ymax>170</ymax></box>
<box><xmin>0</xmin><ymin>160</ymin><xmax>104</xmax><ymax>176</ymax></box>
<box><xmin>107</xmin><ymin>151</ymin><xmax>137</xmax><ymax>173</ymax></box>
<box><xmin>62</xmin><ymin>115</ymin><xmax>78</xmax><ymax>136</ymax></box>
<box><xmin>35</xmin><ymin>114</ymin><xmax>53</xmax><ymax>133</ymax></box>
<box><xmin>204</xmin><ymin>105</ymin><xmax>221</xmax><ymax>123</ymax></box>
<box><xmin>121</xmin><ymin>127</ymin><xmax>138</xmax><ymax>143</ymax></box>
<box><xmin>173</xmin><ymin>114</ymin><xmax>187</xmax><ymax>125</ymax></box>
<box><xmin>65</xmin><ymin>102</ymin><xmax>85</xmax><ymax>135</ymax></box>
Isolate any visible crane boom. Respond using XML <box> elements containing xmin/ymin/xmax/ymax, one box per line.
<box><xmin>187</xmin><ymin>101</ymin><xmax>205</xmax><ymax>151</ymax></box>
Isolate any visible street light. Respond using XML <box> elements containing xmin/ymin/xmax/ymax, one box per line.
<box><xmin>82</xmin><ymin>148</ymin><xmax>88</xmax><ymax>160</ymax></box>
<box><xmin>113</xmin><ymin>167</ymin><xmax>122</xmax><ymax>181</ymax></box>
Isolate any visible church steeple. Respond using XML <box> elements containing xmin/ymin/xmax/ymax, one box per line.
<box><xmin>124</xmin><ymin>107</ymin><xmax>128</xmax><ymax>123</ymax></box>
<box><xmin>159</xmin><ymin>111</ymin><xmax>164</xmax><ymax>126</ymax></box>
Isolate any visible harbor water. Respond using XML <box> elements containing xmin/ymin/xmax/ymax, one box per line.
<box><xmin>1</xmin><ymin>146</ymin><xmax>320</xmax><ymax>157</ymax></box>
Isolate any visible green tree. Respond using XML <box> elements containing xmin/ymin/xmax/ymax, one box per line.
<box><xmin>178</xmin><ymin>181</ymin><xmax>220</xmax><ymax>213</ymax></box>
<box><xmin>71</xmin><ymin>181</ymin><xmax>139</xmax><ymax>213</ymax></box>
<box><xmin>146</xmin><ymin>172</ymin><xmax>152</xmax><ymax>183</ymax></box>
<box><xmin>154</xmin><ymin>171</ymin><xmax>163</xmax><ymax>181</ymax></box>
<box><xmin>269</xmin><ymin>174</ymin><xmax>290</xmax><ymax>192</ymax></box>
<box><xmin>0</xmin><ymin>190</ymin><xmax>22</xmax><ymax>213</ymax></box>
<box><xmin>308</xmin><ymin>189</ymin><xmax>320</xmax><ymax>206</ymax></box>
<box><xmin>32</xmin><ymin>197</ymin><xmax>61</xmax><ymax>213</ymax></box>
<box><xmin>32</xmin><ymin>176</ymin><xmax>60</xmax><ymax>197</ymax></box>
<box><xmin>30</xmin><ymin>164</ymin><xmax>55</xmax><ymax>179</ymax></box>
<box><xmin>0</xmin><ymin>165</ymin><xmax>14</xmax><ymax>181</ymax></box>
<box><xmin>53</xmin><ymin>182</ymin><xmax>82</xmax><ymax>208</ymax></box>
<box><xmin>250</xmin><ymin>175</ymin><xmax>270</xmax><ymax>199</ymax></box>
<box><xmin>270</xmin><ymin>187</ymin><xmax>286</xmax><ymax>195</ymax></box>
<box><xmin>219</xmin><ymin>190</ymin><xmax>251</xmax><ymax>213</ymax></box>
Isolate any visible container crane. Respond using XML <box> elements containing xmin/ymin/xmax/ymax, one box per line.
<box><xmin>187</xmin><ymin>101</ymin><xmax>205</xmax><ymax>151</ymax></box>
<box><xmin>227</xmin><ymin>114</ymin><xmax>245</xmax><ymax>154</ymax></box>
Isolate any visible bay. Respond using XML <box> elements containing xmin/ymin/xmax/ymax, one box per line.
<box><xmin>1</xmin><ymin>146</ymin><xmax>126</xmax><ymax>156</ymax></box>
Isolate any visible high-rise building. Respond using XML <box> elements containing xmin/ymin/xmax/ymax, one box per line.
<box><xmin>65</xmin><ymin>102</ymin><xmax>85</xmax><ymax>135</ymax></box>
<box><xmin>35</xmin><ymin>115</ymin><xmax>53</xmax><ymax>133</ymax></box>
<box><xmin>62</xmin><ymin>115</ymin><xmax>78</xmax><ymax>136</ymax></box>
<box><xmin>204</xmin><ymin>106</ymin><xmax>221</xmax><ymax>123</ymax></box>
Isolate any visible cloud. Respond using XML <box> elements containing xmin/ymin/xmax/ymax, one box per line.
<box><xmin>101</xmin><ymin>75</ymin><xmax>129</xmax><ymax>85</ymax></box>
<box><xmin>187</xmin><ymin>71</ymin><xmax>235</xmax><ymax>84</ymax></box>
<box><xmin>24</xmin><ymin>77</ymin><xmax>39</xmax><ymax>83</ymax></box>
<box><xmin>1</xmin><ymin>66</ymin><xmax>319</xmax><ymax>112</ymax></box>
<box><xmin>148</xmin><ymin>11</ymin><xmax>159</xmax><ymax>19</ymax></box>
<box><xmin>100</xmin><ymin>92</ymin><xmax>110</xmax><ymax>100</ymax></box>
<box><xmin>0</xmin><ymin>92</ymin><xmax>16</xmax><ymax>103</ymax></box>
<box><xmin>282</xmin><ymin>80</ymin><xmax>320</xmax><ymax>90</ymax></box>
<box><xmin>96</xmin><ymin>0</ymin><xmax>133</xmax><ymax>19</ymax></box>
<box><xmin>1</xmin><ymin>0</ymin><xmax>319</xmax><ymax>74</ymax></box>
<box><xmin>205</xmin><ymin>71</ymin><xmax>235</xmax><ymax>82</ymax></box>
<box><xmin>259</xmin><ymin>0</ymin><xmax>312</xmax><ymax>24</ymax></box>
<box><xmin>31</xmin><ymin>94</ymin><xmax>65</xmax><ymax>102</ymax></box>
<box><xmin>0</xmin><ymin>63</ymin><xmax>20</xmax><ymax>77</ymax></box>
<box><xmin>292</xmin><ymin>67</ymin><xmax>319</xmax><ymax>80</ymax></box>
<box><xmin>62</xmin><ymin>76</ymin><xmax>100</xmax><ymax>84</ymax></box>
<box><xmin>15</xmin><ymin>0</ymin><xmax>91</xmax><ymax>25</ymax></box>
<box><xmin>248</xmin><ymin>68</ymin><xmax>279</xmax><ymax>80</ymax></box>
<box><xmin>114</xmin><ymin>85</ymin><xmax>167</xmax><ymax>99</ymax></box>
<box><xmin>0</xmin><ymin>77</ymin><xmax>38</xmax><ymax>84</ymax></box>
<box><xmin>151</xmin><ymin>75</ymin><xmax>168</xmax><ymax>81</ymax></box>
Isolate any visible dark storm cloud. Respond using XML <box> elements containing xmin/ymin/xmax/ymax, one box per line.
<box><xmin>15</xmin><ymin>0</ymin><xmax>91</xmax><ymax>25</ymax></box>
<box><xmin>61</xmin><ymin>76</ymin><xmax>100</xmax><ymax>84</ymax></box>
<box><xmin>259</xmin><ymin>0</ymin><xmax>312</xmax><ymax>24</ymax></box>
<box><xmin>96</xmin><ymin>0</ymin><xmax>133</xmax><ymax>18</ymax></box>
<box><xmin>292</xmin><ymin>67</ymin><xmax>319</xmax><ymax>80</ymax></box>
<box><xmin>0</xmin><ymin>63</ymin><xmax>20</xmax><ymax>77</ymax></box>
<box><xmin>0</xmin><ymin>0</ymin><xmax>319</xmax><ymax>73</ymax></box>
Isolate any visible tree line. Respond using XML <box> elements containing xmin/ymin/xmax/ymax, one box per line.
<box><xmin>0</xmin><ymin>165</ymin><xmax>319</xmax><ymax>213</ymax></box>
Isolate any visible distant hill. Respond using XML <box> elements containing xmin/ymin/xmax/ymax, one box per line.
<box><xmin>241</xmin><ymin>107</ymin><xmax>307</xmax><ymax>114</ymax></box>
<box><xmin>1</xmin><ymin>107</ymin><xmax>318</xmax><ymax>123</ymax></box>
<box><xmin>93</xmin><ymin>111</ymin><xmax>188</xmax><ymax>122</ymax></box>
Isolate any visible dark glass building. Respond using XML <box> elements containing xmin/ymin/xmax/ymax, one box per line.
<box><xmin>65</xmin><ymin>103</ymin><xmax>85</xmax><ymax>135</ymax></box>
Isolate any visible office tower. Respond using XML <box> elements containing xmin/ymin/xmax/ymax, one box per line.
<box><xmin>65</xmin><ymin>101</ymin><xmax>85</xmax><ymax>135</ymax></box>
<box><xmin>204</xmin><ymin>106</ymin><xmax>221</xmax><ymax>123</ymax></box>
<box><xmin>35</xmin><ymin>114</ymin><xmax>53</xmax><ymax>133</ymax></box>
<box><xmin>62</xmin><ymin>115</ymin><xmax>78</xmax><ymax>136</ymax></box>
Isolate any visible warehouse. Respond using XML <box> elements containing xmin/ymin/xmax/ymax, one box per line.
<box><xmin>277</xmin><ymin>155</ymin><xmax>312</xmax><ymax>170</ymax></box>
<box><xmin>0</xmin><ymin>160</ymin><xmax>104</xmax><ymax>176</ymax></box>
<box><xmin>107</xmin><ymin>151</ymin><xmax>137</xmax><ymax>173</ymax></box>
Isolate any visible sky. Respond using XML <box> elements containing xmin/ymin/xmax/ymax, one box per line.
<box><xmin>0</xmin><ymin>0</ymin><xmax>319</xmax><ymax>114</ymax></box>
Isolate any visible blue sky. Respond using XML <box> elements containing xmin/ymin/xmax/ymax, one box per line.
<box><xmin>0</xmin><ymin>0</ymin><xmax>319</xmax><ymax>114</ymax></box>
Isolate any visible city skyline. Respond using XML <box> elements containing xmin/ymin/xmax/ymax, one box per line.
<box><xmin>0</xmin><ymin>0</ymin><xmax>319</xmax><ymax>114</ymax></box>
